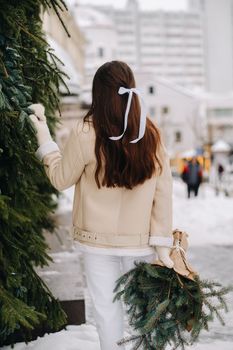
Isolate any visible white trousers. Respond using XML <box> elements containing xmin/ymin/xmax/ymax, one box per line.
<box><xmin>83</xmin><ymin>251</ymin><xmax>156</xmax><ymax>350</ymax></box>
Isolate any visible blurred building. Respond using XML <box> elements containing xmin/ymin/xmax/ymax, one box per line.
<box><xmin>198</xmin><ymin>92</ymin><xmax>233</xmax><ymax>145</ymax></box>
<box><xmin>69</xmin><ymin>0</ymin><xmax>233</xmax><ymax>154</ymax></box>
<box><xmin>73</xmin><ymin>0</ymin><xmax>206</xmax><ymax>90</ymax></box>
<box><xmin>116</xmin><ymin>0</ymin><xmax>205</xmax><ymax>89</ymax></box>
<box><xmin>189</xmin><ymin>0</ymin><xmax>233</xmax><ymax>94</ymax></box>
<box><xmin>71</xmin><ymin>0</ymin><xmax>206</xmax><ymax>156</ymax></box>
<box><xmin>70</xmin><ymin>6</ymin><xmax>117</xmax><ymax>75</ymax></box>
<box><xmin>42</xmin><ymin>6</ymin><xmax>85</xmax><ymax>143</ymax></box>
<box><xmin>188</xmin><ymin>0</ymin><xmax>233</xmax><ymax>149</ymax></box>
<box><xmin>135</xmin><ymin>72</ymin><xmax>205</xmax><ymax>158</ymax></box>
<box><xmin>69</xmin><ymin>5</ymin><xmax>117</xmax><ymax>107</ymax></box>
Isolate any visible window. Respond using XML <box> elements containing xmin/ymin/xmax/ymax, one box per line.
<box><xmin>212</xmin><ymin>108</ymin><xmax>233</xmax><ymax>117</ymax></box>
<box><xmin>98</xmin><ymin>47</ymin><xmax>104</xmax><ymax>58</ymax></box>
<box><xmin>149</xmin><ymin>106</ymin><xmax>156</xmax><ymax>117</ymax></box>
<box><xmin>148</xmin><ymin>85</ymin><xmax>155</xmax><ymax>94</ymax></box>
<box><xmin>161</xmin><ymin>106</ymin><xmax>169</xmax><ymax>114</ymax></box>
<box><xmin>175</xmin><ymin>131</ymin><xmax>182</xmax><ymax>143</ymax></box>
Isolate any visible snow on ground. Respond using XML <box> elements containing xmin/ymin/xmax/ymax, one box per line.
<box><xmin>2</xmin><ymin>325</ymin><xmax>233</xmax><ymax>350</ymax></box>
<box><xmin>173</xmin><ymin>180</ymin><xmax>233</xmax><ymax>246</ymax></box>
<box><xmin>2</xmin><ymin>180</ymin><xmax>233</xmax><ymax>350</ymax></box>
<box><xmin>1</xmin><ymin>325</ymin><xmax>100</xmax><ymax>350</ymax></box>
<box><xmin>56</xmin><ymin>186</ymin><xmax>74</xmax><ymax>214</ymax></box>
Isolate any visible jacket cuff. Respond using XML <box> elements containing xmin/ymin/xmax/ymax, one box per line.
<box><xmin>149</xmin><ymin>235</ymin><xmax>173</xmax><ymax>247</ymax></box>
<box><xmin>35</xmin><ymin>141</ymin><xmax>60</xmax><ymax>161</ymax></box>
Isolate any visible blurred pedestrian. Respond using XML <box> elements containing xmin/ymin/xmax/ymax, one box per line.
<box><xmin>182</xmin><ymin>157</ymin><xmax>203</xmax><ymax>198</ymax></box>
<box><xmin>28</xmin><ymin>61</ymin><xmax>174</xmax><ymax>350</ymax></box>
<box><xmin>217</xmin><ymin>163</ymin><xmax>225</xmax><ymax>181</ymax></box>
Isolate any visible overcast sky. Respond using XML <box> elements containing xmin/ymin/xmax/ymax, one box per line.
<box><xmin>67</xmin><ymin>0</ymin><xmax>188</xmax><ymax>11</ymax></box>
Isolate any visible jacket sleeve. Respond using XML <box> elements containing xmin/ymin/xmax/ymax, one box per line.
<box><xmin>149</xmin><ymin>144</ymin><xmax>173</xmax><ymax>248</ymax></box>
<box><xmin>35</xmin><ymin>122</ymin><xmax>86</xmax><ymax>191</ymax></box>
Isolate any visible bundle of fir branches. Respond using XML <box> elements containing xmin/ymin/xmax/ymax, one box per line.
<box><xmin>114</xmin><ymin>230</ymin><xmax>232</xmax><ymax>350</ymax></box>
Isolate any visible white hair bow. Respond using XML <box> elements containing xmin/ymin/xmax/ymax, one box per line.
<box><xmin>109</xmin><ymin>86</ymin><xmax>147</xmax><ymax>143</ymax></box>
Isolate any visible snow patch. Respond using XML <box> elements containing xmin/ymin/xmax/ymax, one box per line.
<box><xmin>38</xmin><ymin>270</ymin><xmax>60</xmax><ymax>276</ymax></box>
<box><xmin>2</xmin><ymin>324</ymin><xmax>233</xmax><ymax>350</ymax></box>
<box><xmin>173</xmin><ymin>180</ymin><xmax>233</xmax><ymax>246</ymax></box>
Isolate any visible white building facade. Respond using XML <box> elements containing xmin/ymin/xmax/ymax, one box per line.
<box><xmin>72</xmin><ymin>1</ymin><xmax>206</xmax><ymax>155</ymax></box>
<box><xmin>91</xmin><ymin>0</ymin><xmax>206</xmax><ymax>90</ymax></box>
<box><xmin>71</xmin><ymin>4</ymin><xmax>117</xmax><ymax>105</ymax></box>
<box><xmin>199</xmin><ymin>93</ymin><xmax>233</xmax><ymax>145</ymax></box>
<box><xmin>189</xmin><ymin>0</ymin><xmax>233</xmax><ymax>93</ymax></box>
<box><xmin>72</xmin><ymin>0</ymin><xmax>233</xmax><ymax>153</ymax></box>
<box><xmin>134</xmin><ymin>72</ymin><xmax>205</xmax><ymax>157</ymax></box>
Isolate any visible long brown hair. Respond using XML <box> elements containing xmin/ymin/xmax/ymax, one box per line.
<box><xmin>84</xmin><ymin>61</ymin><xmax>162</xmax><ymax>189</ymax></box>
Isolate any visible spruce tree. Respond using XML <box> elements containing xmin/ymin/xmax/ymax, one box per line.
<box><xmin>0</xmin><ymin>0</ymin><xmax>70</xmax><ymax>345</ymax></box>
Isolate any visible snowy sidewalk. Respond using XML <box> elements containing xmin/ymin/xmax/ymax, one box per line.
<box><xmin>2</xmin><ymin>324</ymin><xmax>233</xmax><ymax>350</ymax></box>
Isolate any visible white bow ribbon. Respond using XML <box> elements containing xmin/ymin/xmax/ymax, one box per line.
<box><xmin>109</xmin><ymin>86</ymin><xmax>147</xmax><ymax>143</ymax></box>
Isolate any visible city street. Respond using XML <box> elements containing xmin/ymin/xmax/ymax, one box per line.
<box><xmin>1</xmin><ymin>0</ymin><xmax>233</xmax><ymax>349</ymax></box>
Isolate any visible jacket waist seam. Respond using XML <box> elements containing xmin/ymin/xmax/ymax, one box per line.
<box><xmin>73</xmin><ymin>226</ymin><xmax>149</xmax><ymax>246</ymax></box>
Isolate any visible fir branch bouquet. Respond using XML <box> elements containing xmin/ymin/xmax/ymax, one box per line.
<box><xmin>114</xmin><ymin>230</ymin><xmax>232</xmax><ymax>350</ymax></box>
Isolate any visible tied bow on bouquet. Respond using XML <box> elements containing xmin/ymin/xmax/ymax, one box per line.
<box><xmin>154</xmin><ymin>229</ymin><xmax>197</xmax><ymax>281</ymax></box>
<box><xmin>113</xmin><ymin>229</ymin><xmax>233</xmax><ymax>350</ymax></box>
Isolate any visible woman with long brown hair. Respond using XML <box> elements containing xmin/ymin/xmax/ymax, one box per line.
<box><xmin>29</xmin><ymin>61</ymin><xmax>174</xmax><ymax>350</ymax></box>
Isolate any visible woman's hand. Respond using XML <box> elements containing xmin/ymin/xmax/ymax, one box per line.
<box><xmin>155</xmin><ymin>246</ymin><xmax>174</xmax><ymax>268</ymax></box>
<box><xmin>28</xmin><ymin>103</ymin><xmax>52</xmax><ymax>145</ymax></box>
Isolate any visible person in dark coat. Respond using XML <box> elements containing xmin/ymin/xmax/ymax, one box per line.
<box><xmin>181</xmin><ymin>157</ymin><xmax>203</xmax><ymax>198</ymax></box>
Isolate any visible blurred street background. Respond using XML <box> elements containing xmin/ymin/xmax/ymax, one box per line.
<box><xmin>5</xmin><ymin>0</ymin><xmax>233</xmax><ymax>349</ymax></box>
<box><xmin>45</xmin><ymin>0</ymin><xmax>233</xmax><ymax>193</ymax></box>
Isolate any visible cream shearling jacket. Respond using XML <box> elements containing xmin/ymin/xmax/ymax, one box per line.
<box><xmin>36</xmin><ymin>119</ymin><xmax>173</xmax><ymax>250</ymax></box>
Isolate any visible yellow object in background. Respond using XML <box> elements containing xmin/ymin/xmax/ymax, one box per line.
<box><xmin>171</xmin><ymin>153</ymin><xmax>211</xmax><ymax>175</ymax></box>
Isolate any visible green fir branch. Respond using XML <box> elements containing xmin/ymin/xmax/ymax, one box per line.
<box><xmin>114</xmin><ymin>262</ymin><xmax>233</xmax><ymax>350</ymax></box>
<box><xmin>0</xmin><ymin>0</ymin><xmax>71</xmax><ymax>345</ymax></box>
